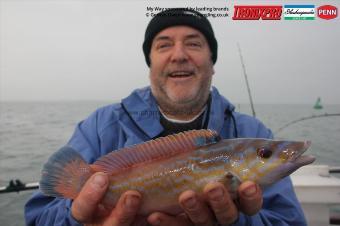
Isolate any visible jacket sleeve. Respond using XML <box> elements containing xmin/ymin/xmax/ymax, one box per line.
<box><xmin>25</xmin><ymin>194</ymin><xmax>82</xmax><ymax>226</ymax></box>
<box><xmin>24</xmin><ymin>111</ymin><xmax>103</xmax><ymax>226</ymax></box>
<box><xmin>230</xmin><ymin>177</ymin><xmax>307</xmax><ymax>226</ymax></box>
<box><xmin>231</xmin><ymin>118</ymin><xmax>307</xmax><ymax>225</ymax></box>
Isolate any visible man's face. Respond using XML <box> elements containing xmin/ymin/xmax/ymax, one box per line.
<box><xmin>149</xmin><ymin>26</ymin><xmax>215</xmax><ymax>115</ymax></box>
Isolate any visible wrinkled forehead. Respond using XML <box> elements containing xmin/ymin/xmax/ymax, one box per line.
<box><xmin>152</xmin><ymin>25</ymin><xmax>208</xmax><ymax>43</ymax></box>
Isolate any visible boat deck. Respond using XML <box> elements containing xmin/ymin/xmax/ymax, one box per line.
<box><xmin>292</xmin><ymin>165</ymin><xmax>340</xmax><ymax>226</ymax></box>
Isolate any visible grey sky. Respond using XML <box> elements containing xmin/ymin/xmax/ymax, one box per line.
<box><xmin>0</xmin><ymin>0</ymin><xmax>339</xmax><ymax>104</ymax></box>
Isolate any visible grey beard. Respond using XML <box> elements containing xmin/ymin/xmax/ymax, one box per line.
<box><xmin>156</xmin><ymin>91</ymin><xmax>210</xmax><ymax>118</ymax></box>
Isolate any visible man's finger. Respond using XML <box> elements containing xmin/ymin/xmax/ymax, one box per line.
<box><xmin>109</xmin><ymin>190</ymin><xmax>142</xmax><ymax>226</ymax></box>
<box><xmin>147</xmin><ymin>212</ymin><xmax>192</xmax><ymax>226</ymax></box>
<box><xmin>204</xmin><ymin>182</ymin><xmax>238</xmax><ymax>225</ymax></box>
<box><xmin>238</xmin><ymin>181</ymin><xmax>263</xmax><ymax>216</ymax></box>
<box><xmin>179</xmin><ymin>190</ymin><xmax>215</xmax><ymax>226</ymax></box>
<box><xmin>71</xmin><ymin>172</ymin><xmax>109</xmax><ymax>222</ymax></box>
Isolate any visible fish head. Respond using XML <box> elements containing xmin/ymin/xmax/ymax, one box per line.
<box><xmin>226</xmin><ymin>139</ymin><xmax>315</xmax><ymax>186</ymax></box>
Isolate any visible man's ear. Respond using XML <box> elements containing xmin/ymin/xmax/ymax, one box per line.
<box><xmin>210</xmin><ymin>53</ymin><xmax>216</xmax><ymax>75</ymax></box>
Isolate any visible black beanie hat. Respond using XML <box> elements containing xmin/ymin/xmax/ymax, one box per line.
<box><xmin>143</xmin><ymin>8</ymin><xmax>218</xmax><ymax>67</ymax></box>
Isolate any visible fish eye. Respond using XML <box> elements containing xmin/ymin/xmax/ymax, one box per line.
<box><xmin>257</xmin><ymin>147</ymin><xmax>272</xmax><ymax>159</ymax></box>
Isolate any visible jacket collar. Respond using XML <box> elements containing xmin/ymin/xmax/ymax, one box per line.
<box><xmin>121</xmin><ymin>86</ymin><xmax>235</xmax><ymax>139</ymax></box>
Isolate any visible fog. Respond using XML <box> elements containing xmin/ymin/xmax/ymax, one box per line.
<box><xmin>1</xmin><ymin>0</ymin><xmax>339</xmax><ymax>104</ymax></box>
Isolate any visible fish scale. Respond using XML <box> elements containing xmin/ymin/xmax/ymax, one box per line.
<box><xmin>103</xmin><ymin>153</ymin><xmax>227</xmax><ymax>214</ymax></box>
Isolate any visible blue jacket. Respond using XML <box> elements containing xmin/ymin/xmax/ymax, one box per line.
<box><xmin>25</xmin><ymin>86</ymin><xmax>307</xmax><ymax>226</ymax></box>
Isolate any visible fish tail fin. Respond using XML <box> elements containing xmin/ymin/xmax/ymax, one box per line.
<box><xmin>39</xmin><ymin>146</ymin><xmax>93</xmax><ymax>199</ymax></box>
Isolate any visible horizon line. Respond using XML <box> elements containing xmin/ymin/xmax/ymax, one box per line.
<box><xmin>1</xmin><ymin>100</ymin><xmax>339</xmax><ymax>105</ymax></box>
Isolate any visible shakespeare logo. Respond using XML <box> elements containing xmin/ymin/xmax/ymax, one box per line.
<box><xmin>317</xmin><ymin>5</ymin><xmax>338</xmax><ymax>20</ymax></box>
<box><xmin>284</xmin><ymin>5</ymin><xmax>315</xmax><ymax>20</ymax></box>
<box><xmin>232</xmin><ymin>5</ymin><xmax>282</xmax><ymax>20</ymax></box>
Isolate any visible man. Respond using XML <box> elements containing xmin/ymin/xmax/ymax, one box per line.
<box><xmin>25</xmin><ymin>8</ymin><xmax>307</xmax><ymax>226</ymax></box>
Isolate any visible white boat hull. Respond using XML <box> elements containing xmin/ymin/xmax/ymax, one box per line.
<box><xmin>292</xmin><ymin>165</ymin><xmax>340</xmax><ymax>226</ymax></box>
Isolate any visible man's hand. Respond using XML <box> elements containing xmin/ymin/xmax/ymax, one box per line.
<box><xmin>147</xmin><ymin>181</ymin><xmax>262</xmax><ymax>226</ymax></box>
<box><xmin>71</xmin><ymin>172</ymin><xmax>142</xmax><ymax>226</ymax></box>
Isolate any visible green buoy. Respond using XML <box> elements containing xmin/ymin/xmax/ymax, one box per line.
<box><xmin>314</xmin><ymin>97</ymin><xmax>323</xmax><ymax>110</ymax></box>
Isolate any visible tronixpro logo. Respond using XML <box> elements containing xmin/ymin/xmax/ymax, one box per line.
<box><xmin>317</xmin><ymin>5</ymin><xmax>338</xmax><ymax>20</ymax></box>
<box><xmin>232</xmin><ymin>5</ymin><xmax>282</xmax><ymax>20</ymax></box>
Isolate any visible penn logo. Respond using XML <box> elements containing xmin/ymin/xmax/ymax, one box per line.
<box><xmin>317</xmin><ymin>5</ymin><xmax>338</xmax><ymax>20</ymax></box>
<box><xmin>232</xmin><ymin>5</ymin><xmax>282</xmax><ymax>20</ymax></box>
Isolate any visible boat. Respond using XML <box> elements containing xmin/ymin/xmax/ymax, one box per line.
<box><xmin>291</xmin><ymin>165</ymin><xmax>340</xmax><ymax>226</ymax></box>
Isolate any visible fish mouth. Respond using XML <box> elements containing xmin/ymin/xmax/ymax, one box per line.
<box><xmin>290</xmin><ymin>141</ymin><xmax>315</xmax><ymax>165</ymax></box>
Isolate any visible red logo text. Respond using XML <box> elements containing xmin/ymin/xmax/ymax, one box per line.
<box><xmin>317</xmin><ymin>5</ymin><xmax>338</xmax><ymax>20</ymax></box>
<box><xmin>233</xmin><ymin>5</ymin><xmax>282</xmax><ymax>20</ymax></box>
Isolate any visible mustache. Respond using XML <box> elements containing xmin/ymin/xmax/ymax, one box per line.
<box><xmin>165</xmin><ymin>66</ymin><xmax>196</xmax><ymax>75</ymax></box>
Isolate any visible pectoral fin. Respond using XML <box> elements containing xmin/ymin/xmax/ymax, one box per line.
<box><xmin>219</xmin><ymin>172</ymin><xmax>241</xmax><ymax>200</ymax></box>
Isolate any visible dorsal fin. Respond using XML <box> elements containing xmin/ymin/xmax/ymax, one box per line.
<box><xmin>91</xmin><ymin>129</ymin><xmax>221</xmax><ymax>174</ymax></box>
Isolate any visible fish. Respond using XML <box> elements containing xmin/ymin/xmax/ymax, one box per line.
<box><xmin>39</xmin><ymin>129</ymin><xmax>315</xmax><ymax>216</ymax></box>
